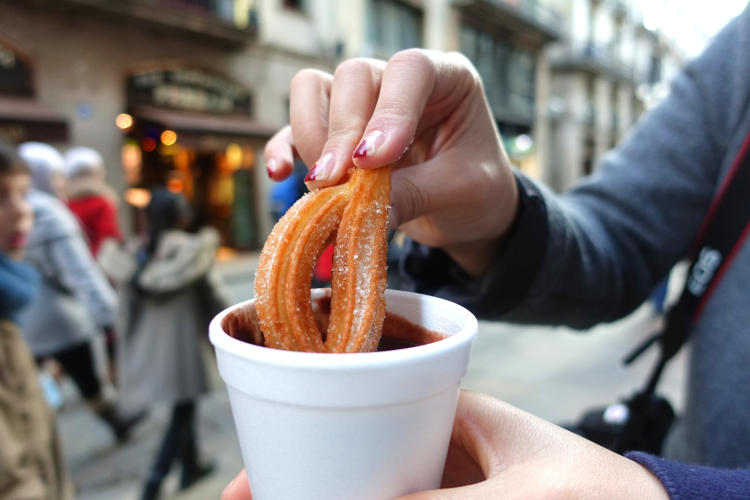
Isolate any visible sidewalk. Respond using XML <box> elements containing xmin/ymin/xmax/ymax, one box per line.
<box><xmin>58</xmin><ymin>255</ymin><xmax>686</xmax><ymax>499</ymax></box>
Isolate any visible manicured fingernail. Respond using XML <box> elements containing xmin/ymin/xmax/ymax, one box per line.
<box><xmin>305</xmin><ymin>153</ymin><xmax>336</xmax><ymax>182</ymax></box>
<box><xmin>304</xmin><ymin>164</ymin><xmax>318</xmax><ymax>182</ymax></box>
<box><xmin>267</xmin><ymin>158</ymin><xmax>277</xmax><ymax>179</ymax></box>
<box><xmin>353</xmin><ymin>130</ymin><xmax>386</xmax><ymax>159</ymax></box>
<box><xmin>387</xmin><ymin>204</ymin><xmax>399</xmax><ymax>229</ymax></box>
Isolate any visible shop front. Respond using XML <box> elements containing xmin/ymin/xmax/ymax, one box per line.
<box><xmin>119</xmin><ymin>65</ymin><xmax>274</xmax><ymax>251</ymax></box>
<box><xmin>0</xmin><ymin>38</ymin><xmax>68</xmax><ymax>144</ymax></box>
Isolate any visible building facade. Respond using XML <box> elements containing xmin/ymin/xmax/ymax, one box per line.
<box><xmin>543</xmin><ymin>0</ymin><xmax>709</xmax><ymax>190</ymax></box>
<box><xmin>0</xmin><ymin>0</ymin><xmax>340</xmax><ymax>249</ymax></box>
<box><xmin>1</xmin><ymin>0</ymin><xmax>566</xmax><ymax>249</ymax></box>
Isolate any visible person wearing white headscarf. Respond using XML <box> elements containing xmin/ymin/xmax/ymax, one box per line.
<box><xmin>64</xmin><ymin>147</ymin><xmax>121</xmax><ymax>256</ymax></box>
<box><xmin>17</xmin><ymin>142</ymin><xmax>139</xmax><ymax>442</ymax></box>
<box><xmin>17</xmin><ymin>142</ymin><xmax>67</xmax><ymax>199</ymax></box>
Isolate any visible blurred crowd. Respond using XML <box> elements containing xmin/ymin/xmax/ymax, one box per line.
<box><xmin>0</xmin><ymin>139</ymin><xmax>231</xmax><ymax>500</ymax></box>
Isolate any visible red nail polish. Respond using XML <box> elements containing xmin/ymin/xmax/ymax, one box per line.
<box><xmin>353</xmin><ymin>130</ymin><xmax>386</xmax><ymax>159</ymax></box>
<box><xmin>304</xmin><ymin>164</ymin><xmax>319</xmax><ymax>182</ymax></box>
<box><xmin>267</xmin><ymin>165</ymin><xmax>274</xmax><ymax>179</ymax></box>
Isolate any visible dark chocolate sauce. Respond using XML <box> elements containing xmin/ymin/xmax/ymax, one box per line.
<box><xmin>376</xmin><ymin>337</ymin><xmax>423</xmax><ymax>351</ymax></box>
<box><xmin>222</xmin><ymin>293</ymin><xmax>447</xmax><ymax>352</ymax></box>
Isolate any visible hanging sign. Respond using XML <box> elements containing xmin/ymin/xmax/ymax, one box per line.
<box><xmin>126</xmin><ymin>67</ymin><xmax>251</xmax><ymax>115</ymax></box>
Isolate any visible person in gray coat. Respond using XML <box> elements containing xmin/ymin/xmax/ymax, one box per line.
<box><xmin>99</xmin><ymin>188</ymin><xmax>231</xmax><ymax>500</ymax></box>
<box><xmin>17</xmin><ymin>142</ymin><xmax>139</xmax><ymax>442</ymax></box>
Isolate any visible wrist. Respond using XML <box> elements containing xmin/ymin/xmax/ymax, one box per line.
<box><xmin>444</xmin><ymin>177</ymin><xmax>521</xmax><ymax>278</ymax></box>
<box><xmin>634</xmin><ymin>463</ymin><xmax>671</xmax><ymax>500</ymax></box>
<box><xmin>443</xmin><ymin>237</ymin><xmax>504</xmax><ymax>278</ymax></box>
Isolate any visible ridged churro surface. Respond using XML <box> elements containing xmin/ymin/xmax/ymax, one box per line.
<box><xmin>255</xmin><ymin>167</ymin><xmax>391</xmax><ymax>353</ymax></box>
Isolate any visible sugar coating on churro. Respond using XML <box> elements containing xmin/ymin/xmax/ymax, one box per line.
<box><xmin>255</xmin><ymin>167</ymin><xmax>391</xmax><ymax>353</ymax></box>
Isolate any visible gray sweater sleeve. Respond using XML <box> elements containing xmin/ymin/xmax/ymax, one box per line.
<box><xmin>401</xmin><ymin>7</ymin><xmax>750</xmax><ymax>329</ymax></box>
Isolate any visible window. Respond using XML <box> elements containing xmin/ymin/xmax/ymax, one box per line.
<box><xmin>283</xmin><ymin>0</ymin><xmax>307</xmax><ymax>12</ymax></box>
<box><xmin>367</xmin><ymin>0</ymin><xmax>423</xmax><ymax>57</ymax></box>
<box><xmin>460</xmin><ymin>23</ymin><xmax>536</xmax><ymax>126</ymax></box>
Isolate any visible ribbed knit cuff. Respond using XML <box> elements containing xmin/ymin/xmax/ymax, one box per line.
<box><xmin>627</xmin><ymin>452</ymin><xmax>750</xmax><ymax>500</ymax></box>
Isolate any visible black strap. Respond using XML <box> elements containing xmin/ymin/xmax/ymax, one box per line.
<box><xmin>631</xmin><ymin>132</ymin><xmax>750</xmax><ymax>395</ymax></box>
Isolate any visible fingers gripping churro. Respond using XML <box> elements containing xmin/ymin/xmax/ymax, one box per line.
<box><xmin>255</xmin><ymin>167</ymin><xmax>391</xmax><ymax>353</ymax></box>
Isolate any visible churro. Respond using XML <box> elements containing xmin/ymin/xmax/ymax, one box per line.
<box><xmin>255</xmin><ymin>167</ymin><xmax>391</xmax><ymax>353</ymax></box>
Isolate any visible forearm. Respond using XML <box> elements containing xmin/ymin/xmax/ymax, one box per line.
<box><xmin>401</xmin><ymin>8</ymin><xmax>750</xmax><ymax>326</ymax></box>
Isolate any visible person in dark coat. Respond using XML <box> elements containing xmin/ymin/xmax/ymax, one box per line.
<box><xmin>99</xmin><ymin>188</ymin><xmax>231</xmax><ymax>500</ymax></box>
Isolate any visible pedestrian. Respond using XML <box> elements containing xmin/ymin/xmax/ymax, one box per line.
<box><xmin>17</xmin><ymin>142</ymin><xmax>139</xmax><ymax>442</ymax></box>
<box><xmin>64</xmin><ymin>146</ymin><xmax>122</xmax><ymax>256</ymax></box>
<box><xmin>99</xmin><ymin>188</ymin><xmax>231</xmax><ymax>500</ymax></box>
<box><xmin>64</xmin><ymin>146</ymin><xmax>123</xmax><ymax>383</ymax></box>
<box><xmin>250</xmin><ymin>2</ymin><xmax>750</xmax><ymax>496</ymax></box>
<box><xmin>0</xmin><ymin>139</ymin><xmax>74</xmax><ymax>500</ymax></box>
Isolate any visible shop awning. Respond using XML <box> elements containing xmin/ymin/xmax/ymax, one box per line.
<box><xmin>133</xmin><ymin>105</ymin><xmax>277</xmax><ymax>138</ymax></box>
<box><xmin>0</xmin><ymin>97</ymin><xmax>69</xmax><ymax>143</ymax></box>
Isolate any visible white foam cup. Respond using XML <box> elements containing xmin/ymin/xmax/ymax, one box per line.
<box><xmin>209</xmin><ymin>289</ymin><xmax>478</xmax><ymax>500</ymax></box>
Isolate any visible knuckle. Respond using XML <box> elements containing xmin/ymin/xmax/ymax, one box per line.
<box><xmin>335</xmin><ymin>58</ymin><xmax>376</xmax><ymax>78</ymax></box>
<box><xmin>291</xmin><ymin>68</ymin><xmax>329</xmax><ymax>89</ymax></box>
<box><xmin>449</xmin><ymin>51</ymin><xmax>482</xmax><ymax>82</ymax></box>
<box><xmin>389</xmin><ymin>48</ymin><xmax>434</xmax><ymax>74</ymax></box>
<box><xmin>376</xmin><ymin>99</ymin><xmax>420</xmax><ymax>131</ymax></box>
<box><xmin>397</xmin><ymin>175</ymin><xmax>431</xmax><ymax>221</ymax></box>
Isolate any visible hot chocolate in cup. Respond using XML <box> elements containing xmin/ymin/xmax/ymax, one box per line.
<box><xmin>210</xmin><ymin>289</ymin><xmax>478</xmax><ymax>500</ymax></box>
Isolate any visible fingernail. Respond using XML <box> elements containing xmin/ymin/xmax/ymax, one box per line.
<box><xmin>305</xmin><ymin>152</ymin><xmax>336</xmax><ymax>182</ymax></box>
<box><xmin>387</xmin><ymin>204</ymin><xmax>399</xmax><ymax>229</ymax></box>
<box><xmin>304</xmin><ymin>164</ymin><xmax>318</xmax><ymax>182</ymax></box>
<box><xmin>221</xmin><ymin>478</ymin><xmax>235</xmax><ymax>499</ymax></box>
<box><xmin>353</xmin><ymin>129</ymin><xmax>386</xmax><ymax>159</ymax></box>
<box><xmin>267</xmin><ymin>158</ymin><xmax>277</xmax><ymax>179</ymax></box>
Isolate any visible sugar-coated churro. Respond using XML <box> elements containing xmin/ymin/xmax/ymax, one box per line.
<box><xmin>255</xmin><ymin>166</ymin><xmax>391</xmax><ymax>353</ymax></box>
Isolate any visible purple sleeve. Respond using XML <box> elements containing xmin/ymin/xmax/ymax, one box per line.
<box><xmin>627</xmin><ymin>452</ymin><xmax>750</xmax><ymax>500</ymax></box>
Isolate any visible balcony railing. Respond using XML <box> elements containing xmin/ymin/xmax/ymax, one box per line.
<box><xmin>31</xmin><ymin>0</ymin><xmax>257</xmax><ymax>46</ymax></box>
<box><xmin>147</xmin><ymin>0</ymin><xmax>237</xmax><ymax>25</ymax></box>
<box><xmin>497</xmin><ymin>0</ymin><xmax>562</xmax><ymax>33</ymax></box>
<box><xmin>457</xmin><ymin>0</ymin><xmax>561</xmax><ymax>47</ymax></box>
<box><xmin>550</xmin><ymin>44</ymin><xmax>637</xmax><ymax>85</ymax></box>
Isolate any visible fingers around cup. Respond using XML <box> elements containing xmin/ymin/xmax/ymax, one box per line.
<box><xmin>305</xmin><ymin>58</ymin><xmax>386</xmax><ymax>190</ymax></box>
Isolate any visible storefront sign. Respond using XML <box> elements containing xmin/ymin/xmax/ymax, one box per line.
<box><xmin>127</xmin><ymin>68</ymin><xmax>251</xmax><ymax>115</ymax></box>
<box><xmin>0</xmin><ymin>120</ymin><xmax>68</xmax><ymax>143</ymax></box>
<box><xmin>0</xmin><ymin>41</ymin><xmax>34</xmax><ymax>97</ymax></box>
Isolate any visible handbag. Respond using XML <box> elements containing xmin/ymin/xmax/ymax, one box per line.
<box><xmin>566</xmin><ymin>133</ymin><xmax>750</xmax><ymax>455</ymax></box>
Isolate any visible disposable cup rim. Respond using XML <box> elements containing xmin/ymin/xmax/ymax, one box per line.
<box><xmin>209</xmin><ymin>289</ymin><xmax>478</xmax><ymax>371</ymax></box>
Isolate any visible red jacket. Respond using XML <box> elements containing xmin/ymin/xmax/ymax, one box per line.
<box><xmin>68</xmin><ymin>194</ymin><xmax>122</xmax><ymax>256</ymax></box>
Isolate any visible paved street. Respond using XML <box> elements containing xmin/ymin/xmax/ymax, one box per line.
<box><xmin>58</xmin><ymin>255</ymin><xmax>687</xmax><ymax>499</ymax></box>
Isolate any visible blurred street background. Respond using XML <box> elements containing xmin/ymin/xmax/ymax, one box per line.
<box><xmin>1</xmin><ymin>0</ymin><xmax>745</xmax><ymax>498</ymax></box>
<box><xmin>60</xmin><ymin>254</ymin><xmax>688</xmax><ymax>500</ymax></box>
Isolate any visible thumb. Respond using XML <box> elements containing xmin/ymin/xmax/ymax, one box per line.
<box><xmin>221</xmin><ymin>470</ymin><xmax>252</xmax><ymax>500</ymax></box>
<box><xmin>396</xmin><ymin>392</ymin><xmax>517</xmax><ymax>499</ymax></box>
